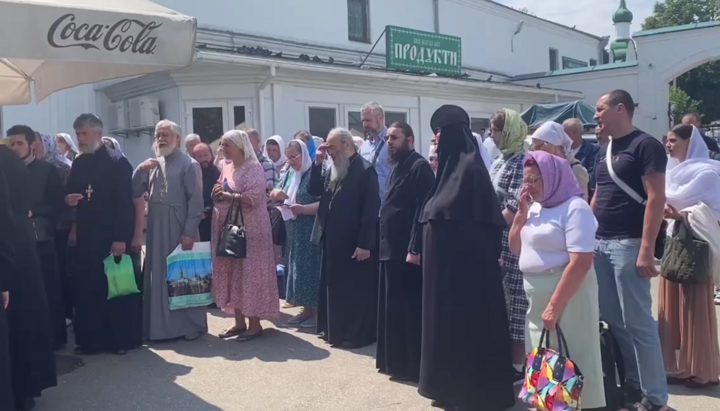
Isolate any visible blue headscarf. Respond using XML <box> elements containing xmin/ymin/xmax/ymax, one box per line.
<box><xmin>306</xmin><ymin>134</ymin><xmax>316</xmax><ymax>161</ymax></box>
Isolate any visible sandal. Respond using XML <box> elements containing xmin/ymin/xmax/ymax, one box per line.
<box><xmin>219</xmin><ymin>327</ymin><xmax>247</xmax><ymax>339</ymax></box>
<box><xmin>281</xmin><ymin>302</ymin><xmax>296</xmax><ymax>309</ymax></box>
<box><xmin>236</xmin><ymin>330</ymin><xmax>263</xmax><ymax>342</ymax></box>
<box><xmin>623</xmin><ymin>398</ymin><xmax>669</xmax><ymax>411</ymax></box>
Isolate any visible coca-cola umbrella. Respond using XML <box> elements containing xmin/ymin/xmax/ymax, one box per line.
<box><xmin>0</xmin><ymin>0</ymin><xmax>196</xmax><ymax>105</ymax></box>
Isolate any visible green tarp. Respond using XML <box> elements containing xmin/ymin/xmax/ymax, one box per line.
<box><xmin>521</xmin><ymin>100</ymin><xmax>597</xmax><ymax>128</ymax></box>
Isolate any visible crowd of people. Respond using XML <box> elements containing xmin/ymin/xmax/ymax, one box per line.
<box><xmin>0</xmin><ymin>90</ymin><xmax>719</xmax><ymax>411</ymax></box>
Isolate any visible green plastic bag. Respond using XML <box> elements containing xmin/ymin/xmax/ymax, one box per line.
<box><xmin>104</xmin><ymin>254</ymin><xmax>140</xmax><ymax>299</ymax></box>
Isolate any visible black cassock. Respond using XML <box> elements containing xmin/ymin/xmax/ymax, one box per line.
<box><xmin>0</xmin><ymin>146</ymin><xmax>56</xmax><ymax>407</ymax></box>
<box><xmin>309</xmin><ymin>153</ymin><xmax>380</xmax><ymax>348</ymax></box>
<box><xmin>199</xmin><ymin>164</ymin><xmax>221</xmax><ymax>242</ymax></box>
<box><xmin>376</xmin><ymin>150</ymin><xmax>435</xmax><ymax>381</ymax></box>
<box><xmin>66</xmin><ymin>145</ymin><xmax>142</xmax><ymax>353</ymax></box>
<box><xmin>27</xmin><ymin>159</ymin><xmax>67</xmax><ymax>348</ymax></box>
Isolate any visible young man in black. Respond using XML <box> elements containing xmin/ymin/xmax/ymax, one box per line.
<box><xmin>591</xmin><ymin>90</ymin><xmax>669</xmax><ymax>411</ymax></box>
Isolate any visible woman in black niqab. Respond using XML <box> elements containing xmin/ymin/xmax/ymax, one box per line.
<box><xmin>413</xmin><ymin>105</ymin><xmax>515</xmax><ymax>411</ymax></box>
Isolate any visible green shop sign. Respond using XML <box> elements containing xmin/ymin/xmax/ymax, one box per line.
<box><xmin>385</xmin><ymin>25</ymin><xmax>462</xmax><ymax>76</ymax></box>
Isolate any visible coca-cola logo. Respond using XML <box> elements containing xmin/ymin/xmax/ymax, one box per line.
<box><xmin>47</xmin><ymin>13</ymin><xmax>163</xmax><ymax>55</ymax></box>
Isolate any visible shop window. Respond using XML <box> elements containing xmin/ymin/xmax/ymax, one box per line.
<box><xmin>308</xmin><ymin>107</ymin><xmax>337</xmax><ymax>140</ymax></box>
<box><xmin>348</xmin><ymin>110</ymin><xmax>408</xmax><ymax>137</ymax></box>
<box><xmin>348</xmin><ymin>0</ymin><xmax>370</xmax><ymax>43</ymax></box>
<box><xmin>549</xmin><ymin>48</ymin><xmax>559</xmax><ymax>71</ymax></box>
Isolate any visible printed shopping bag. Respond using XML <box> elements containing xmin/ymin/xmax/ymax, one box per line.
<box><xmin>103</xmin><ymin>254</ymin><xmax>141</xmax><ymax>299</ymax></box>
<box><xmin>519</xmin><ymin>326</ymin><xmax>584</xmax><ymax>411</ymax></box>
<box><xmin>166</xmin><ymin>242</ymin><xmax>213</xmax><ymax>310</ymax></box>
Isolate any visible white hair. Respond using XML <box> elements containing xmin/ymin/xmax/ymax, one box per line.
<box><xmin>155</xmin><ymin>119</ymin><xmax>183</xmax><ymax>139</ymax></box>
<box><xmin>222</xmin><ymin>129</ymin><xmax>258</xmax><ymax>162</ymax></box>
<box><xmin>328</xmin><ymin>127</ymin><xmax>357</xmax><ymax>150</ymax></box>
<box><xmin>361</xmin><ymin>102</ymin><xmax>385</xmax><ymax>117</ymax></box>
<box><xmin>185</xmin><ymin>133</ymin><xmax>201</xmax><ymax>143</ymax></box>
<box><xmin>352</xmin><ymin>136</ymin><xmax>365</xmax><ymax>150</ymax></box>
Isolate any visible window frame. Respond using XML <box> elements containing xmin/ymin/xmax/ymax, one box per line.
<box><xmin>347</xmin><ymin>0</ymin><xmax>371</xmax><ymax>43</ymax></box>
<box><xmin>345</xmin><ymin>107</ymin><xmax>410</xmax><ymax>134</ymax></box>
<box><xmin>306</xmin><ymin>103</ymin><xmax>340</xmax><ymax>139</ymax></box>
<box><xmin>549</xmin><ymin>48</ymin><xmax>559</xmax><ymax>71</ymax></box>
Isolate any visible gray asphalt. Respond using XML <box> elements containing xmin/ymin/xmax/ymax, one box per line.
<box><xmin>34</xmin><ymin>278</ymin><xmax>720</xmax><ymax>411</ymax></box>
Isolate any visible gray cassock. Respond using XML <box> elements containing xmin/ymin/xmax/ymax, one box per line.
<box><xmin>132</xmin><ymin>149</ymin><xmax>207</xmax><ymax>340</ymax></box>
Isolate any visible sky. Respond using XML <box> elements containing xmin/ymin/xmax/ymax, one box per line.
<box><xmin>495</xmin><ymin>0</ymin><xmax>657</xmax><ymax>39</ymax></box>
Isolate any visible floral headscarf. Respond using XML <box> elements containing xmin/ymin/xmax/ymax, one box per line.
<box><xmin>497</xmin><ymin>109</ymin><xmax>528</xmax><ymax>157</ymax></box>
<box><xmin>39</xmin><ymin>133</ymin><xmax>72</xmax><ymax>169</ymax></box>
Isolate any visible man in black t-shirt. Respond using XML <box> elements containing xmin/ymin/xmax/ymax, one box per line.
<box><xmin>592</xmin><ymin>90</ymin><xmax>669</xmax><ymax>411</ymax></box>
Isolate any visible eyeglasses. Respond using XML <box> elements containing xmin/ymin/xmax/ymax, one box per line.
<box><xmin>523</xmin><ymin>176</ymin><xmax>542</xmax><ymax>186</ymax></box>
<box><xmin>287</xmin><ymin>153</ymin><xmax>302</xmax><ymax>161</ymax></box>
<box><xmin>530</xmin><ymin>141</ymin><xmax>550</xmax><ymax>151</ymax></box>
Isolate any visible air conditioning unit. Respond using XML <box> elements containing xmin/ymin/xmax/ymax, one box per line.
<box><xmin>107</xmin><ymin>101</ymin><xmax>129</xmax><ymax>131</ymax></box>
<box><xmin>129</xmin><ymin>96</ymin><xmax>160</xmax><ymax>129</ymax></box>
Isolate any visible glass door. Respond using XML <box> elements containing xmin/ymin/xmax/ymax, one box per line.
<box><xmin>185</xmin><ymin>101</ymin><xmax>228</xmax><ymax>147</ymax></box>
<box><xmin>227</xmin><ymin>100</ymin><xmax>253</xmax><ymax>132</ymax></box>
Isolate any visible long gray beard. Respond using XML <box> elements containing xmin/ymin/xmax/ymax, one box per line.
<box><xmin>79</xmin><ymin>141</ymin><xmax>101</xmax><ymax>154</ymax></box>
<box><xmin>329</xmin><ymin>155</ymin><xmax>350</xmax><ymax>190</ymax></box>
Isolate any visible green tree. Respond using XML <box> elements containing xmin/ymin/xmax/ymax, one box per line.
<box><xmin>669</xmin><ymin>86</ymin><xmax>701</xmax><ymax>124</ymax></box>
<box><xmin>514</xmin><ymin>6</ymin><xmax>536</xmax><ymax>16</ymax></box>
<box><xmin>642</xmin><ymin>0</ymin><xmax>720</xmax><ymax>123</ymax></box>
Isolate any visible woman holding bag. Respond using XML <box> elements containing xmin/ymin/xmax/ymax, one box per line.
<box><xmin>509</xmin><ymin>150</ymin><xmax>605</xmax><ymax>409</ymax></box>
<box><xmin>211</xmin><ymin>130</ymin><xmax>279</xmax><ymax>342</ymax></box>
<box><xmin>659</xmin><ymin>124</ymin><xmax>720</xmax><ymax>388</ymax></box>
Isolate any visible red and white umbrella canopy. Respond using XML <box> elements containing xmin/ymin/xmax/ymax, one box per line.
<box><xmin>0</xmin><ymin>0</ymin><xmax>197</xmax><ymax>105</ymax></box>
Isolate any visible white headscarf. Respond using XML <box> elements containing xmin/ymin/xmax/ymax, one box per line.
<box><xmin>102</xmin><ymin>136</ymin><xmax>122</xmax><ymax>152</ymax></box>
<box><xmin>532</xmin><ymin>121</ymin><xmax>573</xmax><ymax>158</ymax></box>
<box><xmin>472</xmin><ymin>132</ymin><xmax>493</xmax><ymax>171</ymax></box>
<box><xmin>222</xmin><ymin>129</ymin><xmax>258</xmax><ymax>162</ymax></box>
<box><xmin>263</xmin><ymin>135</ymin><xmax>286</xmax><ymax>168</ymax></box>
<box><xmin>666</xmin><ymin>125</ymin><xmax>720</xmax><ymax>216</ymax></box>
<box><xmin>55</xmin><ymin>133</ymin><xmax>79</xmax><ymax>157</ymax></box>
<box><xmin>285</xmin><ymin>139</ymin><xmax>312</xmax><ymax>204</ymax></box>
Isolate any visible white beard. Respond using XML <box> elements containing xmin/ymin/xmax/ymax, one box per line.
<box><xmin>79</xmin><ymin>141</ymin><xmax>101</xmax><ymax>154</ymax></box>
<box><xmin>155</xmin><ymin>142</ymin><xmax>176</xmax><ymax>157</ymax></box>
<box><xmin>329</xmin><ymin>154</ymin><xmax>350</xmax><ymax>189</ymax></box>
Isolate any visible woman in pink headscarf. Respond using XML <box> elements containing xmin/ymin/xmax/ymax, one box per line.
<box><xmin>509</xmin><ymin>150</ymin><xmax>605</xmax><ymax>410</ymax></box>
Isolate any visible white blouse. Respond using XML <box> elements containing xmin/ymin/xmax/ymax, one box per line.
<box><xmin>519</xmin><ymin>196</ymin><xmax>598</xmax><ymax>274</ymax></box>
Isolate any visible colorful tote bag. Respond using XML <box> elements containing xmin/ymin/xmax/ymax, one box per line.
<box><xmin>166</xmin><ymin>242</ymin><xmax>213</xmax><ymax>310</ymax></box>
<box><xmin>519</xmin><ymin>326</ymin><xmax>584</xmax><ymax>411</ymax></box>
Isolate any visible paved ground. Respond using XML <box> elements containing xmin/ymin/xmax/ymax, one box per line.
<box><xmin>34</xmin><ymin>278</ymin><xmax>720</xmax><ymax>411</ymax></box>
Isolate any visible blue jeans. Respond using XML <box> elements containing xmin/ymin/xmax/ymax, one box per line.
<box><xmin>594</xmin><ymin>238</ymin><xmax>668</xmax><ymax>405</ymax></box>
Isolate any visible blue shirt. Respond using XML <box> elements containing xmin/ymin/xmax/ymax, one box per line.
<box><xmin>360</xmin><ymin>127</ymin><xmax>389</xmax><ymax>205</ymax></box>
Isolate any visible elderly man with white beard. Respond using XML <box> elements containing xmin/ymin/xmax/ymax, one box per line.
<box><xmin>132</xmin><ymin>120</ymin><xmax>206</xmax><ymax>341</ymax></box>
<box><xmin>309</xmin><ymin>127</ymin><xmax>380</xmax><ymax>349</ymax></box>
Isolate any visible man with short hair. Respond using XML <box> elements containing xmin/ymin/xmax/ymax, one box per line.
<box><xmin>682</xmin><ymin>113</ymin><xmax>720</xmax><ymax>157</ymax></box>
<box><xmin>185</xmin><ymin>134</ymin><xmax>201</xmax><ymax>158</ymax></box>
<box><xmin>192</xmin><ymin>143</ymin><xmax>220</xmax><ymax>242</ymax></box>
<box><xmin>246</xmin><ymin>128</ymin><xmax>279</xmax><ymax>191</ymax></box>
<box><xmin>359</xmin><ymin>102</ymin><xmax>390</xmax><ymax>203</ymax></box>
<box><xmin>133</xmin><ymin>120</ymin><xmax>206</xmax><ymax>341</ymax></box>
<box><xmin>592</xmin><ymin>90</ymin><xmax>669</xmax><ymax>411</ymax></box>
<box><xmin>563</xmin><ymin>118</ymin><xmax>600</xmax><ymax>198</ymax></box>
<box><xmin>309</xmin><ymin>127</ymin><xmax>380</xmax><ymax>349</ymax></box>
<box><xmin>376</xmin><ymin>121</ymin><xmax>434</xmax><ymax>382</ymax></box>
<box><xmin>65</xmin><ymin>113</ymin><xmax>143</xmax><ymax>355</ymax></box>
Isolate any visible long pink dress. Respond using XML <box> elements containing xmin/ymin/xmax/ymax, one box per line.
<box><xmin>211</xmin><ymin>160</ymin><xmax>279</xmax><ymax>319</ymax></box>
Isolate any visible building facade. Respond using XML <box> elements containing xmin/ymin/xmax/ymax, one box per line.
<box><xmin>2</xmin><ymin>0</ymin><xmax>604</xmax><ymax>166</ymax></box>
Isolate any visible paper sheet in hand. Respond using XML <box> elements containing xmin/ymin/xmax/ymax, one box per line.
<box><xmin>276</xmin><ymin>205</ymin><xmax>296</xmax><ymax>221</ymax></box>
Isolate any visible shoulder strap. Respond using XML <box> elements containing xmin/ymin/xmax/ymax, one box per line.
<box><xmin>372</xmin><ymin>138</ymin><xmax>386</xmax><ymax>167</ymax></box>
<box><xmin>605</xmin><ymin>140</ymin><xmax>647</xmax><ymax>205</ymax></box>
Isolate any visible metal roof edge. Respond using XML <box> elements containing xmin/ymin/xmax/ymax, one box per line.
<box><xmin>512</xmin><ymin>61</ymin><xmax>638</xmax><ymax>80</ymax></box>
<box><xmin>634</xmin><ymin>21</ymin><xmax>720</xmax><ymax>38</ymax></box>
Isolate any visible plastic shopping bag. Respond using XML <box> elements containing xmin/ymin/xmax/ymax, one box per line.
<box><xmin>166</xmin><ymin>242</ymin><xmax>213</xmax><ymax>310</ymax></box>
<box><xmin>103</xmin><ymin>254</ymin><xmax>141</xmax><ymax>299</ymax></box>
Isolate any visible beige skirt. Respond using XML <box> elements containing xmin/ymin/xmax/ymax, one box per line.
<box><xmin>524</xmin><ymin>266</ymin><xmax>605</xmax><ymax>409</ymax></box>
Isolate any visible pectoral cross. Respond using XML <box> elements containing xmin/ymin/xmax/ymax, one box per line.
<box><xmin>85</xmin><ymin>184</ymin><xmax>93</xmax><ymax>202</ymax></box>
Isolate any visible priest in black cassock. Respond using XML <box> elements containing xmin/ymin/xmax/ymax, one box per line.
<box><xmin>7</xmin><ymin>126</ymin><xmax>67</xmax><ymax>349</ymax></box>
<box><xmin>65</xmin><ymin>114</ymin><xmax>143</xmax><ymax>355</ymax></box>
<box><xmin>192</xmin><ymin>143</ymin><xmax>221</xmax><ymax>242</ymax></box>
<box><xmin>413</xmin><ymin>106</ymin><xmax>515</xmax><ymax>411</ymax></box>
<box><xmin>0</xmin><ymin>141</ymin><xmax>16</xmax><ymax>411</ymax></box>
<box><xmin>308</xmin><ymin>127</ymin><xmax>380</xmax><ymax>349</ymax></box>
<box><xmin>376</xmin><ymin>122</ymin><xmax>435</xmax><ymax>382</ymax></box>
<box><xmin>0</xmin><ymin>139</ymin><xmax>56</xmax><ymax>411</ymax></box>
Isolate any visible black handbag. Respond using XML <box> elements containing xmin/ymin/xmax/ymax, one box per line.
<box><xmin>661</xmin><ymin>213</ymin><xmax>710</xmax><ymax>284</ymax></box>
<box><xmin>216</xmin><ymin>196</ymin><xmax>247</xmax><ymax>259</ymax></box>
<box><xmin>30</xmin><ymin>216</ymin><xmax>53</xmax><ymax>243</ymax></box>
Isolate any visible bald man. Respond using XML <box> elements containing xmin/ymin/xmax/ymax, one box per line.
<box><xmin>682</xmin><ymin>113</ymin><xmax>720</xmax><ymax>156</ymax></box>
<box><xmin>192</xmin><ymin>143</ymin><xmax>220</xmax><ymax>242</ymax></box>
<box><xmin>563</xmin><ymin>118</ymin><xmax>599</xmax><ymax>199</ymax></box>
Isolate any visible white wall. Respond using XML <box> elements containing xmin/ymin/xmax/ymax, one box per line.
<box><xmin>439</xmin><ymin>0</ymin><xmax>599</xmax><ymax>75</ymax></box>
